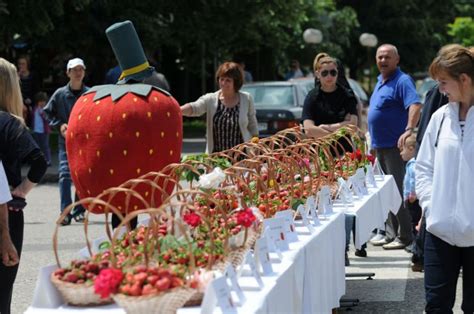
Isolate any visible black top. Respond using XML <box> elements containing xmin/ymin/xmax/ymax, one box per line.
<box><xmin>302</xmin><ymin>84</ymin><xmax>358</xmax><ymax>125</ymax></box>
<box><xmin>0</xmin><ymin>112</ymin><xmax>47</xmax><ymax>187</ymax></box>
<box><xmin>212</xmin><ymin>101</ymin><xmax>243</xmax><ymax>153</ymax></box>
<box><xmin>416</xmin><ymin>84</ymin><xmax>448</xmax><ymax>150</ymax></box>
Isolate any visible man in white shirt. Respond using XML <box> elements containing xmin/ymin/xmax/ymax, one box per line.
<box><xmin>0</xmin><ymin>161</ymin><xmax>19</xmax><ymax>267</ymax></box>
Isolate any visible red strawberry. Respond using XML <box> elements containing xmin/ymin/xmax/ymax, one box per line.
<box><xmin>67</xmin><ymin>87</ymin><xmax>182</xmax><ymax>214</ymax></box>
<box><xmin>155</xmin><ymin>277</ymin><xmax>171</xmax><ymax>291</ymax></box>
<box><xmin>129</xmin><ymin>283</ymin><xmax>142</xmax><ymax>296</ymax></box>
<box><xmin>142</xmin><ymin>284</ymin><xmax>157</xmax><ymax>296</ymax></box>
<box><xmin>133</xmin><ymin>272</ymin><xmax>147</xmax><ymax>284</ymax></box>
<box><xmin>171</xmin><ymin>277</ymin><xmax>184</xmax><ymax>288</ymax></box>
<box><xmin>63</xmin><ymin>272</ymin><xmax>79</xmax><ymax>283</ymax></box>
<box><xmin>147</xmin><ymin>275</ymin><xmax>159</xmax><ymax>285</ymax></box>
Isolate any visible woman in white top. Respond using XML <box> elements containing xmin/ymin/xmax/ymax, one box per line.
<box><xmin>0</xmin><ymin>160</ymin><xmax>18</xmax><ymax>267</ymax></box>
<box><xmin>181</xmin><ymin>62</ymin><xmax>258</xmax><ymax>153</ymax></box>
<box><xmin>416</xmin><ymin>44</ymin><xmax>474</xmax><ymax>313</ymax></box>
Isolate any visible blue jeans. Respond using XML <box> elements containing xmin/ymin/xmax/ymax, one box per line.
<box><xmin>424</xmin><ymin>231</ymin><xmax>474</xmax><ymax>313</ymax></box>
<box><xmin>32</xmin><ymin>132</ymin><xmax>51</xmax><ymax>165</ymax></box>
<box><xmin>58</xmin><ymin>140</ymin><xmax>84</xmax><ymax>215</ymax></box>
<box><xmin>345</xmin><ymin>213</ymin><xmax>366</xmax><ymax>251</ymax></box>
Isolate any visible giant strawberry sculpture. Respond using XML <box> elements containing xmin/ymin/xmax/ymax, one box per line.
<box><xmin>66</xmin><ymin>21</ymin><xmax>182</xmax><ymax>214</ymax></box>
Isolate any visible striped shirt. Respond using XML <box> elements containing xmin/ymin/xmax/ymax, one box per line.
<box><xmin>212</xmin><ymin>100</ymin><xmax>243</xmax><ymax>153</ymax></box>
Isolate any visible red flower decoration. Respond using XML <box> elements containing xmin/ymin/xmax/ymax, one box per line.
<box><xmin>183</xmin><ymin>212</ymin><xmax>202</xmax><ymax>227</ymax></box>
<box><xmin>236</xmin><ymin>208</ymin><xmax>256</xmax><ymax>228</ymax></box>
<box><xmin>94</xmin><ymin>268</ymin><xmax>123</xmax><ymax>299</ymax></box>
<box><xmin>366</xmin><ymin>154</ymin><xmax>375</xmax><ymax>165</ymax></box>
<box><xmin>350</xmin><ymin>149</ymin><xmax>362</xmax><ymax>162</ymax></box>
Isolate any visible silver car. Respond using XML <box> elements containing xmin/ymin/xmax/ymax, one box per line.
<box><xmin>241</xmin><ymin>79</ymin><xmax>314</xmax><ymax>137</ymax></box>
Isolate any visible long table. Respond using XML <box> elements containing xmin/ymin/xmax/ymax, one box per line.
<box><xmin>26</xmin><ymin>175</ymin><xmax>400</xmax><ymax>314</ymax></box>
<box><xmin>336</xmin><ymin>175</ymin><xmax>401</xmax><ymax>249</ymax></box>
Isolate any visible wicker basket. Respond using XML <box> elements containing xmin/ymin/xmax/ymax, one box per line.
<box><xmin>50</xmin><ymin>273</ymin><xmax>113</xmax><ymax>306</ymax></box>
<box><xmin>113</xmin><ymin>287</ymin><xmax>194</xmax><ymax>314</ymax></box>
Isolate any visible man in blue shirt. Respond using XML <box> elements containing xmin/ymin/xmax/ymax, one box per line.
<box><xmin>44</xmin><ymin>58</ymin><xmax>89</xmax><ymax>225</ymax></box>
<box><xmin>368</xmin><ymin>44</ymin><xmax>421</xmax><ymax>249</ymax></box>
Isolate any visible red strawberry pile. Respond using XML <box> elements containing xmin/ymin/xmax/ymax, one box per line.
<box><xmin>117</xmin><ymin>265</ymin><xmax>185</xmax><ymax>297</ymax></box>
<box><xmin>53</xmin><ymin>258</ymin><xmax>111</xmax><ymax>285</ymax></box>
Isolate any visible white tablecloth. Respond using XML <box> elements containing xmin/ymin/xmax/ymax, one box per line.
<box><xmin>335</xmin><ymin>175</ymin><xmax>402</xmax><ymax>249</ymax></box>
<box><xmin>27</xmin><ymin>176</ymin><xmax>399</xmax><ymax>314</ymax></box>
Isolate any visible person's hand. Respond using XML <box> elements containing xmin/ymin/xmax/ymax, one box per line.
<box><xmin>415</xmin><ymin>218</ymin><xmax>422</xmax><ymax>233</ymax></box>
<box><xmin>398</xmin><ymin>130</ymin><xmax>411</xmax><ymax>149</ymax></box>
<box><xmin>319</xmin><ymin>124</ymin><xmax>332</xmax><ymax>132</ymax></box>
<box><xmin>60</xmin><ymin>123</ymin><xmax>68</xmax><ymax>138</ymax></box>
<box><xmin>1</xmin><ymin>232</ymin><xmax>19</xmax><ymax>267</ymax></box>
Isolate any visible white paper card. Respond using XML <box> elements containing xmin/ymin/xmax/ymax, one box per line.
<box><xmin>275</xmin><ymin>210</ymin><xmax>298</xmax><ymax>242</ymax></box>
<box><xmin>349</xmin><ymin>175</ymin><xmax>364</xmax><ymax>198</ymax></box>
<box><xmin>337</xmin><ymin>177</ymin><xmax>354</xmax><ymax>204</ymax></box>
<box><xmin>244</xmin><ymin>252</ymin><xmax>264</xmax><ymax>288</ymax></box>
<box><xmin>356</xmin><ymin>168</ymin><xmax>369</xmax><ymax>195</ymax></box>
<box><xmin>297</xmin><ymin>204</ymin><xmax>315</xmax><ymax>233</ymax></box>
<box><xmin>306</xmin><ymin>195</ymin><xmax>320</xmax><ymax>226</ymax></box>
<box><xmin>255</xmin><ymin>237</ymin><xmax>274</xmax><ymax>275</ymax></box>
<box><xmin>318</xmin><ymin>185</ymin><xmax>333</xmax><ymax>215</ymax></box>
<box><xmin>373</xmin><ymin>158</ymin><xmax>385</xmax><ymax>179</ymax></box>
<box><xmin>263</xmin><ymin>217</ymin><xmax>289</xmax><ymax>251</ymax></box>
<box><xmin>305</xmin><ymin>196</ymin><xmax>316</xmax><ymax>217</ymax></box>
<box><xmin>200</xmin><ymin>279</ymin><xmax>217</xmax><ymax>314</ymax></box>
<box><xmin>212</xmin><ymin>276</ymin><xmax>237</xmax><ymax>314</ymax></box>
<box><xmin>31</xmin><ymin>265</ymin><xmax>63</xmax><ymax>308</ymax></box>
<box><xmin>225</xmin><ymin>265</ymin><xmax>246</xmax><ymax>303</ymax></box>
<box><xmin>365</xmin><ymin>164</ymin><xmax>377</xmax><ymax>187</ymax></box>
<box><xmin>263</xmin><ymin>227</ymin><xmax>283</xmax><ymax>260</ymax></box>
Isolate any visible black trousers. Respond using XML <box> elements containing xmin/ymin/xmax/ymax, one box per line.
<box><xmin>424</xmin><ymin>232</ymin><xmax>474</xmax><ymax>313</ymax></box>
<box><xmin>375</xmin><ymin>147</ymin><xmax>413</xmax><ymax>244</ymax></box>
<box><xmin>0</xmin><ymin>211</ymin><xmax>24</xmax><ymax>314</ymax></box>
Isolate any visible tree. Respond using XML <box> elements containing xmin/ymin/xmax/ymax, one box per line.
<box><xmin>448</xmin><ymin>17</ymin><xmax>474</xmax><ymax>46</ymax></box>
<box><xmin>337</xmin><ymin>0</ymin><xmax>462</xmax><ymax>82</ymax></box>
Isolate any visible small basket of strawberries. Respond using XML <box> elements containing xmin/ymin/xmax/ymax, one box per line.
<box><xmin>50</xmin><ymin>197</ymin><xmax>125</xmax><ymax>306</ymax></box>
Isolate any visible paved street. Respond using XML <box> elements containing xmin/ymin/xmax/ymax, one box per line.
<box><xmin>12</xmin><ymin>138</ymin><xmax>464</xmax><ymax>313</ymax></box>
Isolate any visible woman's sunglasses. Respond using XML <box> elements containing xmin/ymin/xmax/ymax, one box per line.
<box><xmin>320</xmin><ymin>69</ymin><xmax>338</xmax><ymax>77</ymax></box>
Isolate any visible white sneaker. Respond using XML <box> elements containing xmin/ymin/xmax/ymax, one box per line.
<box><xmin>370</xmin><ymin>234</ymin><xmax>385</xmax><ymax>244</ymax></box>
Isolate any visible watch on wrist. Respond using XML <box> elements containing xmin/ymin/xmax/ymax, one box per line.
<box><xmin>405</xmin><ymin>127</ymin><xmax>415</xmax><ymax>133</ymax></box>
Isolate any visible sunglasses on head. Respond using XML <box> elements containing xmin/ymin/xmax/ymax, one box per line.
<box><xmin>320</xmin><ymin>69</ymin><xmax>338</xmax><ymax>77</ymax></box>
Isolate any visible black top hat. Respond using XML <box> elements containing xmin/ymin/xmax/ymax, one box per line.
<box><xmin>105</xmin><ymin>20</ymin><xmax>154</xmax><ymax>83</ymax></box>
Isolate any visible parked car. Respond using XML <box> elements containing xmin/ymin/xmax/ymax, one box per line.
<box><xmin>348</xmin><ymin>78</ymin><xmax>369</xmax><ymax>107</ymax></box>
<box><xmin>347</xmin><ymin>78</ymin><xmax>369</xmax><ymax>133</ymax></box>
<box><xmin>417</xmin><ymin>77</ymin><xmax>437</xmax><ymax>104</ymax></box>
<box><xmin>241</xmin><ymin>78</ymin><xmax>314</xmax><ymax>137</ymax></box>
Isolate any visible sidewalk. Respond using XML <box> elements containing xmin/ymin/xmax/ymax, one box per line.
<box><xmin>340</xmin><ymin>243</ymin><xmax>463</xmax><ymax>313</ymax></box>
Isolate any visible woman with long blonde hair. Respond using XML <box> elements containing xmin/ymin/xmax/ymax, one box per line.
<box><xmin>0</xmin><ymin>57</ymin><xmax>47</xmax><ymax>314</ymax></box>
<box><xmin>0</xmin><ymin>58</ymin><xmax>24</xmax><ymax>119</ymax></box>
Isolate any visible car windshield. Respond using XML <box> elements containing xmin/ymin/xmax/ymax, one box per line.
<box><xmin>242</xmin><ymin>85</ymin><xmax>294</xmax><ymax>108</ymax></box>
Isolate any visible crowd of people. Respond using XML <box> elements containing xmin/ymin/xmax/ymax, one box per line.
<box><xmin>0</xmin><ymin>39</ymin><xmax>473</xmax><ymax>313</ymax></box>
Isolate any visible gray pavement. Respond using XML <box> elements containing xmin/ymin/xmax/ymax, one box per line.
<box><xmin>12</xmin><ymin>138</ymin><xmax>465</xmax><ymax>313</ymax></box>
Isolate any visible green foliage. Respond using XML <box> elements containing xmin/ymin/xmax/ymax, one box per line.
<box><xmin>338</xmin><ymin>0</ymin><xmax>465</xmax><ymax>78</ymax></box>
<box><xmin>448</xmin><ymin>17</ymin><xmax>474</xmax><ymax>46</ymax></box>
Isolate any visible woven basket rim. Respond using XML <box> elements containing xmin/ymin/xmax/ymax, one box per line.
<box><xmin>50</xmin><ymin>272</ymin><xmax>94</xmax><ymax>288</ymax></box>
<box><xmin>113</xmin><ymin>286</ymin><xmax>193</xmax><ymax>301</ymax></box>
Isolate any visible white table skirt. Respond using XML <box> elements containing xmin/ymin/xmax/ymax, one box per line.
<box><xmin>335</xmin><ymin>175</ymin><xmax>402</xmax><ymax>249</ymax></box>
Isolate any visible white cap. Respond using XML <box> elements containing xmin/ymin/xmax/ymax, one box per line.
<box><xmin>66</xmin><ymin>58</ymin><xmax>86</xmax><ymax>71</ymax></box>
